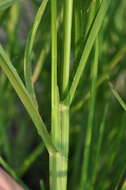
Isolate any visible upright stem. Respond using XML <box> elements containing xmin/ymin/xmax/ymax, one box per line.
<box><xmin>62</xmin><ymin>0</ymin><xmax>73</xmax><ymax>96</ymax></box>
<box><xmin>50</xmin><ymin>0</ymin><xmax>69</xmax><ymax>189</ymax></box>
<box><xmin>50</xmin><ymin>0</ymin><xmax>73</xmax><ymax>189</ymax></box>
<box><xmin>74</xmin><ymin>0</ymin><xmax>81</xmax><ymax>61</ymax></box>
<box><xmin>59</xmin><ymin>0</ymin><xmax>73</xmax><ymax>189</ymax></box>
<box><xmin>50</xmin><ymin>0</ymin><xmax>60</xmax><ymax>189</ymax></box>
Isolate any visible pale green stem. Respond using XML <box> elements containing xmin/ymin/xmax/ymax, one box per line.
<box><xmin>56</xmin><ymin>0</ymin><xmax>73</xmax><ymax>189</ymax></box>
<box><xmin>50</xmin><ymin>0</ymin><xmax>73</xmax><ymax>189</ymax></box>
<box><xmin>62</xmin><ymin>0</ymin><xmax>73</xmax><ymax>95</ymax></box>
<box><xmin>50</xmin><ymin>0</ymin><xmax>62</xmax><ymax>189</ymax></box>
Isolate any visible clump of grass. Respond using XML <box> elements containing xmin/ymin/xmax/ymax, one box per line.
<box><xmin>0</xmin><ymin>0</ymin><xmax>126</xmax><ymax>189</ymax></box>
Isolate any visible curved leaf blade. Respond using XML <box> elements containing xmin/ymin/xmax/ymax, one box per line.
<box><xmin>24</xmin><ymin>0</ymin><xmax>48</xmax><ymax>105</ymax></box>
<box><xmin>0</xmin><ymin>44</ymin><xmax>56</xmax><ymax>154</ymax></box>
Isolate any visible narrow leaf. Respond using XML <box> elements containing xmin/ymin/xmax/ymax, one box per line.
<box><xmin>18</xmin><ymin>143</ymin><xmax>44</xmax><ymax>176</ymax></box>
<box><xmin>109</xmin><ymin>82</ymin><xmax>126</xmax><ymax>111</ymax></box>
<box><xmin>0</xmin><ymin>44</ymin><xmax>56</xmax><ymax>154</ymax></box>
<box><xmin>80</xmin><ymin>39</ymin><xmax>99</xmax><ymax>189</ymax></box>
<box><xmin>24</xmin><ymin>0</ymin><xmax>48</xmax><ymax>105</ymax></box>
<box><xmin>64</xmin><ymin>0</ymin><xmax>111</xmax><ymax>105</ymax></box>
<box><xmin>92</xmin><ymin>104</ymin><xmax>108</xmax><ymax>188</ymax></box>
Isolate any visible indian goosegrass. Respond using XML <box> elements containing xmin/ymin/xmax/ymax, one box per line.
<box><xmin>0</xmin><ymin>0</ymin><xmax>126</xmax><ymax>189</ymax></box>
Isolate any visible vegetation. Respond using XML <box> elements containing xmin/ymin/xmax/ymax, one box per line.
<box><xmin>0</xmin><ymin>0</ymin><xmax>126</xmax><ymax>189</ymax></box>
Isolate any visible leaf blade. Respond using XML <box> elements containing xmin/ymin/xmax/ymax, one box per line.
<box><xmin>64</xmin><ymin>0</ymin><xmax>111</xmax><ymax>105</ymax></box>
<box><xmin>0</xmin><ymin>44</ymin><xmax>56</xmax><ymax>154</ymax></box>
<box><xmin>24</xmin><ymin>0</ymin><xmax>48</xmax><ymax>105</ymax></box>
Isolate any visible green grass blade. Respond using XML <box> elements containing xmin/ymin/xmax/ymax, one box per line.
<box><xmin>0</xmin><ymin>44</ymin><xmax>56</xmax><ymax>154</ymax></box>
<box><xmin>24</xmin><ymin>0</ymin><xmax>48</xmax><ymax>105</ymax></box>
<box><xmin>73</xmin><ymin>0</ymin><xmax>82</xmax><ymax>61</ymax></box>
<box><xmin>114</xmin><ymin>114</ymin><xmax>126</xmax><ymax>190</ymax></box>
<box><xmin>50</xmin><ymin>0</ymin><xmax>62</xmax><ymax>189</ymax></box>
<box><xmin>18</xmin><ymin>143</ymin><xmax>44</xmax><ymax>176</ymax></box>
<box><xmin>64</xmin><ymin>0</ymin><xmax>111</xmax><ymax>106</ymax></box>
<box><xmin>32</xmin><ymin>42</ymin><xmax>50</xmax><ymax>84</ymax></box>
<box><xmin>32</xmin><ymin>6</ymin><xmax>62</xmax><ymax>84</ymax></box>
<box><xmin>109</xmin><ymin>82</ymin><xmax>126</xmax><ymax>111</ymax></box>
<box><xmin>80</xmin><ymin>39</ymin><xmax>99</xmax><ymax>189</ymax></box>
<box><xmin>62</xmin><ymin>0</ymin><xmax>73</xmax><ymax>96</ymax></box>
<box><xmin>85</xmin><ymin>0</ymin><xmax>98</xmax><ymax>37</ymax></box>
<box><xmin>92</xmin><ymin>104</ymin><xmax>108</xmax><ymax>189</ymax></box>
<box><xmin>51</xmin><ymin>0</ymin><xmax>58</xmax><ymax>153</ymax></box>
<box><xmin>72</xmin><ymin>45</ymin><xmax>126</xmax><ymax>112</ymax></box>
<box><xmin>6</xmin><ymin>3</ymin><xmax>20</xmax><ymax>54</ymax></box>
<box><xmin>0</xmin><ymin>0</ymin><xmax>19</xmax><ymax>10</ymax></box>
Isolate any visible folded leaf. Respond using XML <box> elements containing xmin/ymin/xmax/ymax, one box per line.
<box><xmin>0</xmin><ymin>44</ymin><xmax>56</xmax><ymax>154</ymax></box>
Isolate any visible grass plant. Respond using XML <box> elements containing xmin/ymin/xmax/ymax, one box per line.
<box><xmin>0</xmin><ymin>0</ymin><xmax>126</xmax><ymax>189</ymax></box>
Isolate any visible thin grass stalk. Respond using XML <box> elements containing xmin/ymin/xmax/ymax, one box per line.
<box><xmin>114</xmin><ymin>114</ymin><xmax>126</xmax><ymax>190</ymax></box>
<box><xmin>72</xmin><ymin>44</ymin><xmax>126</xmax><ymax>112</ymax></box>
<box><xmin>50</xmin><ymin>0</ymin><xmax>62</xmax><ymax>189</ymax></box>
<box><xmin>32</xmin><ymin>42</ymin><xmax>50</xmax><ymax>84</ymax></box>
<box><xmin>18</xmin><ymin>143</ymin><xmax>44</xmax><ymax>176</ymax></box>
<box><xmin>91</xmin><ymin>104</ymin><xmax>108</xmax><ymax>189</ymax></box>
<box><xmin>24</xmin><ymin>0</ymin><xmax>48</xmax><ymax>106</ymax></box>
<box><xmin>80</xmin><ymin>39</ymin><xmax>99</xmax><ymax>190</ymax></box>
<box><xmin>50</xmin><ymin>0</ymin><xmax>73</xmax><ymax>188</ymax></box>
<box><xmin>32</xmin><ymin>8</ymin><xmax>63</xmax><ymax>84</ymax></box>
<box><xmin>62</xmin><ymin>0</ymin><xmax>73</xmax><ymax>95</ymax></box>
<box><xmin>70</xmin><ymin>130</ymin><xmax>83</xmax><ymax>190</ymax></box>
<box><xmin>72</xmin><ymin>45</ymin><xmax>126</xmax><ymax>114</ymax></box>
<box><xmin>74</xmin><ymin>0</ymin><xmax>81</xmax><ymax>60</ymax></box>
<box><xmin>85</xmin><ymin>0</ymin><xmax>97</xmax><ymax>37</ymax></box>
<box><xmin>56</xmin><ymin>0</ymin><xmax>73</xmax><ymax>189</ymax></box>
<box><xmin>108</xmin><ymin>82</ymin><xmax>126</xmax><ymax>111</ymax></box>
<box><xmin>64</xmin><ymin>0</ymin><xmax>111</xmax><ymax>106</ymax></box>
